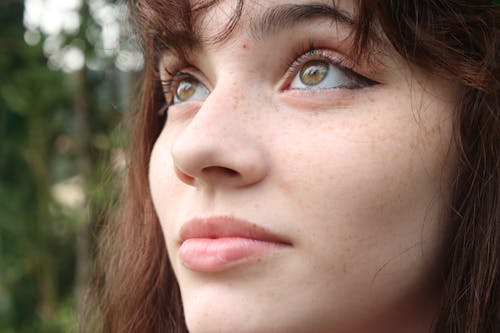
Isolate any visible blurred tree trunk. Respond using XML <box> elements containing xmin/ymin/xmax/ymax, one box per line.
<box><xmin>24</xmin><ymin>110</ymin><xmax>57</xmax><ymax>322</ymax></box>
<box><xmin>71</xmin><ymin>67</ymin><xmax>93</xmax><ymax>318</ymax></box>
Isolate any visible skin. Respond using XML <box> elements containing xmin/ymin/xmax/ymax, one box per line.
<box><xmin>149</xmin><ymin>1</ymin><xmax>458</xmax><ymax>332</ymax></box>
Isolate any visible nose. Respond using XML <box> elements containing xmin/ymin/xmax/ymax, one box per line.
<box><xmin>171</xmin><ymin>87</ymin><xmax>268</xmax><ymax>189</ymax></box>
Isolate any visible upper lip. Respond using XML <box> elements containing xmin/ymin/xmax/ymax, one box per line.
<box><xmin>179</xmin><ymin>215</ymin><xmax>292</xmax><ymax>245</ymax></box>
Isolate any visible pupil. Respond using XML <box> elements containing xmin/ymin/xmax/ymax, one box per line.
<box><xmin>300</xmin><ymin>61</ymin><xmax>328</xmax><ymax>86</ymax></box>
<box><xmin>177</xmin><ymin>79</ymin><xmax>196</xmax><ymax>100</ymax></box>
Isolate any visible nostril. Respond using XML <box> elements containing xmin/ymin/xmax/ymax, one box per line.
<box><xmin>202</xmin><ymin>166</ymin><xmax>240</xmax><ymax>178</ymax></box>
<box><xmin>221</xmin><ymin>167</ymin><xmax>239</xmax><ymax>177</ymax></box>
<box><xmin>175</xmin><ymin>167</ymin><xmax>195</xmax><ymax>185</ymax></box>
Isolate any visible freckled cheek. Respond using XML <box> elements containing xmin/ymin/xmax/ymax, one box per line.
<box><xmin>275</xmin><ymin>133</ymin><xmax>411</xmax><ymax>212</ymax></box>
<box><xmin>272</xmin><ymin>132</ymin><xmax>425</xmax><ymax>275</ymax></box>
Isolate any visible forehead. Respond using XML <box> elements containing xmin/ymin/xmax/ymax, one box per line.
<box><xmin>190</xmin><ymin>0</ymin><xmax>356</xmax><ymax>41</ymax></box>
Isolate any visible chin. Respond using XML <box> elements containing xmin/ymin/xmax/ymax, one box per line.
<box><xmin>180</xmin><ymin>285</ymin><xmax>340</xmax><ymax>333</ymax></box>
<box><xmin>181</xmin><ymin>288</ymin><xmax>310</xmax><ymax>333</ymax></box>
<box><xmin>184</xmin><ymin>304</ymin><xmax>276</xmax><ymax>333</ymax></box>
<box><xmin>182</xmin><ymin>288</ymin><xmax>265</xmax><ymax>333</ymax></box>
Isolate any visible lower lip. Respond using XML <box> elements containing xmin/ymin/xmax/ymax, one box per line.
<box><xmin>179</xmin><ymin>237</ymin><xmax>288</xmax><ymax>272</ymax></box>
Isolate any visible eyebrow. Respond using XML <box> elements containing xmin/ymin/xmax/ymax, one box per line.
<box><xmin>159</xmin><ymin>3</ymin><xmax>354</xmax><ymax>62</ymax></box>
<box><xmin>250</xmin><ymin>3</ymin><xmax>354</xmax><ymax>39</ymax></box>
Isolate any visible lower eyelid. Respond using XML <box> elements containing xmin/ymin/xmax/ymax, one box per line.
<box><xmin>279</xmin><ymin>88</ymin><xmax>361</xmax><ymax>110</ymax></box>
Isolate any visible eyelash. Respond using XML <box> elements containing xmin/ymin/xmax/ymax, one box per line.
<box><xmin>159</xmin><ymin>70</ymin><xmax>190</xmax><ymax>107</ymax></box>
<box><xmin>158</xmin><ymin>42</ymin><xmax>378</xmax><ymax>114</ymax></box>
<box><xmin>283</xmin><ymin>41</ymin><xmax>377</xmax><ymax>90</ymax></box>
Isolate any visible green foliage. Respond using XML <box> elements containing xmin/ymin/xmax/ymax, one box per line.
<box><xmin>0</xmin><ymin>0</ymin><xmax>130</xmax><ymax>331</ymax></box>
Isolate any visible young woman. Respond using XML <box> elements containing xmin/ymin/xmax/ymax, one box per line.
<box><xmin>86</xmin><ymin>1</ymin><xmax>499</xmax><ymax>332</ymax></box>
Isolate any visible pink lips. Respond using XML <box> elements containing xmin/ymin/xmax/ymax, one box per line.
<box><xmin>179</xmin><ymin>216</ymin><xmax>291</xmax><ymax>272</ymax></box>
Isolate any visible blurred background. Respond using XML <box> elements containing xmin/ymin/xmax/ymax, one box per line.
<box><xmin>0</xmin><ymin>0</ymin><xmax>142</xmax><ymax>332</ymax></box>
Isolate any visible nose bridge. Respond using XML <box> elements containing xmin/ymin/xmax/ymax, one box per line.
<box><xmin>176</xmin><ymin>76</ymin><xmax>253</xmax><ymax>150</ymax></box>
<box><xmin>170</xmin><ymin>78</ymin><xmax>268</xmax><ymax>188</ymax></box>
<box><xmin>194</xmin><ymin>78</ymin><xmax>248</xmax><ymax>138</ymax></box>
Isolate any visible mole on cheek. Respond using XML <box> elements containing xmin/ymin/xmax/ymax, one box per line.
<box><xmin>242</xmin><ymin>43</ymin><xmax>248</xmax><ymax>49</ymax></box>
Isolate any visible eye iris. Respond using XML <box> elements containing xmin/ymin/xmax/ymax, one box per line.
<box><xmin>300</xmin><ymin>60</ymin><xmax>328</xmax><ymax>86</ymax></box>
<box><xmin>176</xmin><ymin>78</ymin><xmax>197</xmax><ymax>101</ymax></box>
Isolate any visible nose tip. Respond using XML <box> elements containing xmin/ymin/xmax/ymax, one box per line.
<box><xmin>171</xmin><ymin>134</ymin><xmax>268</xmax><ymax>188</ymax></box>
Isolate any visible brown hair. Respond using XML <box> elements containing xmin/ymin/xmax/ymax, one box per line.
<box><xmin>85</xmin><ymin>1</ymin><xmax>500</xmax><ymax>332</ymax></box>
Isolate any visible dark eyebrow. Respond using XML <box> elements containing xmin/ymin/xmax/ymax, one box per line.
<box><xmin>250</xmin><ymin>3</ymin><xmax>354</xmax><ymax>39</ymax></box>
<box><xmin>158</xmin><ymin>3</ymin><xmax>354</xmax><ymax>63</ymax></box>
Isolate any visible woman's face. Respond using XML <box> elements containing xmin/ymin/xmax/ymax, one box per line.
<box><xmin>149</xmin><ymin>0</ymin><xmax>458</xmax><ymax>332</ymax></box>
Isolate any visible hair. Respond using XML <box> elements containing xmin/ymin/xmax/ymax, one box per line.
<box><xmin>83</xmin><ymin>1</ymin><xmax>500</xmax><ymax>332</ymax></box>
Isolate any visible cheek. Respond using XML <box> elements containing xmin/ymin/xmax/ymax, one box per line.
<box><xmin>257</xmin><ymin>103</ymin><xmax>455</xmax><ymax>324</ymax></box>
<box><xmin>272</xmin><ymin>114</ymin><xmax>413</xmax><ymax>216</ymax></box>
<box><xmin>270</xmin><ymin>101</ymin><xmax>454</xmax><ymax>271</ymax></box>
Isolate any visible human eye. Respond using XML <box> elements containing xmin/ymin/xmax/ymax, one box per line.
<box><xmin>161</xmin><ymin>70</ymin><xmax>210</xmax><ymax>105</ymax></box>
<box><xmin>285</xmin><ymin>48</ymin><xmax>379</xmax><ymax>91</ymax></box>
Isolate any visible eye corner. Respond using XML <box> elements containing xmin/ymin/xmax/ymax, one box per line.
<box><xmin>340</xmin><ymin>64</ymin><xmax>381</xmax><ymax>89</ymax></box>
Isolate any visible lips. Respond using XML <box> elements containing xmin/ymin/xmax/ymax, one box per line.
<box><xmin>178</xmin><ymin>216</ymin><xmax>291</xmax><ymax>272</ymax></box>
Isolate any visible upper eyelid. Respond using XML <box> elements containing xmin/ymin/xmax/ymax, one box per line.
<box><xmin>289</xmin><ymin>49</ymin><xmax>354</xmax><ymax>75</ymax></box>
<box><xmin>159</xmin><ymin>54</ymin><xmax>196</xmax><ymax>84</ymax></box>
<box><xmin>160</xmin><ymin>67</ymin><xmax>200</xmax><ymax>91</ymax></box>
<box><xmin>160</xmin><ymin>71</ymin><xmax>191</xmax><ymax>97</ymax></box>
<box><xmin>161</xmin><ymin>63</ymin><xmax>192</xmax><ymax>81</ymax></box>
<box><xmin>163</xmin><ymin>65</ymin><xmax>176</xmax><ymax>77</ymax></box>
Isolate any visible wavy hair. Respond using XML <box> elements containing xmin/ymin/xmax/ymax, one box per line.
<box><xmin>84</xmin><ymin>1</ymin><xmax>499</xmax><ymax>332</ymax></box>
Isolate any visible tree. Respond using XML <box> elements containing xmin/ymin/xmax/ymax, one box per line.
<box><xmin>0</xmin><ymin>0</ymin><xmax>138</xmax><ymax>331</ymax></box>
